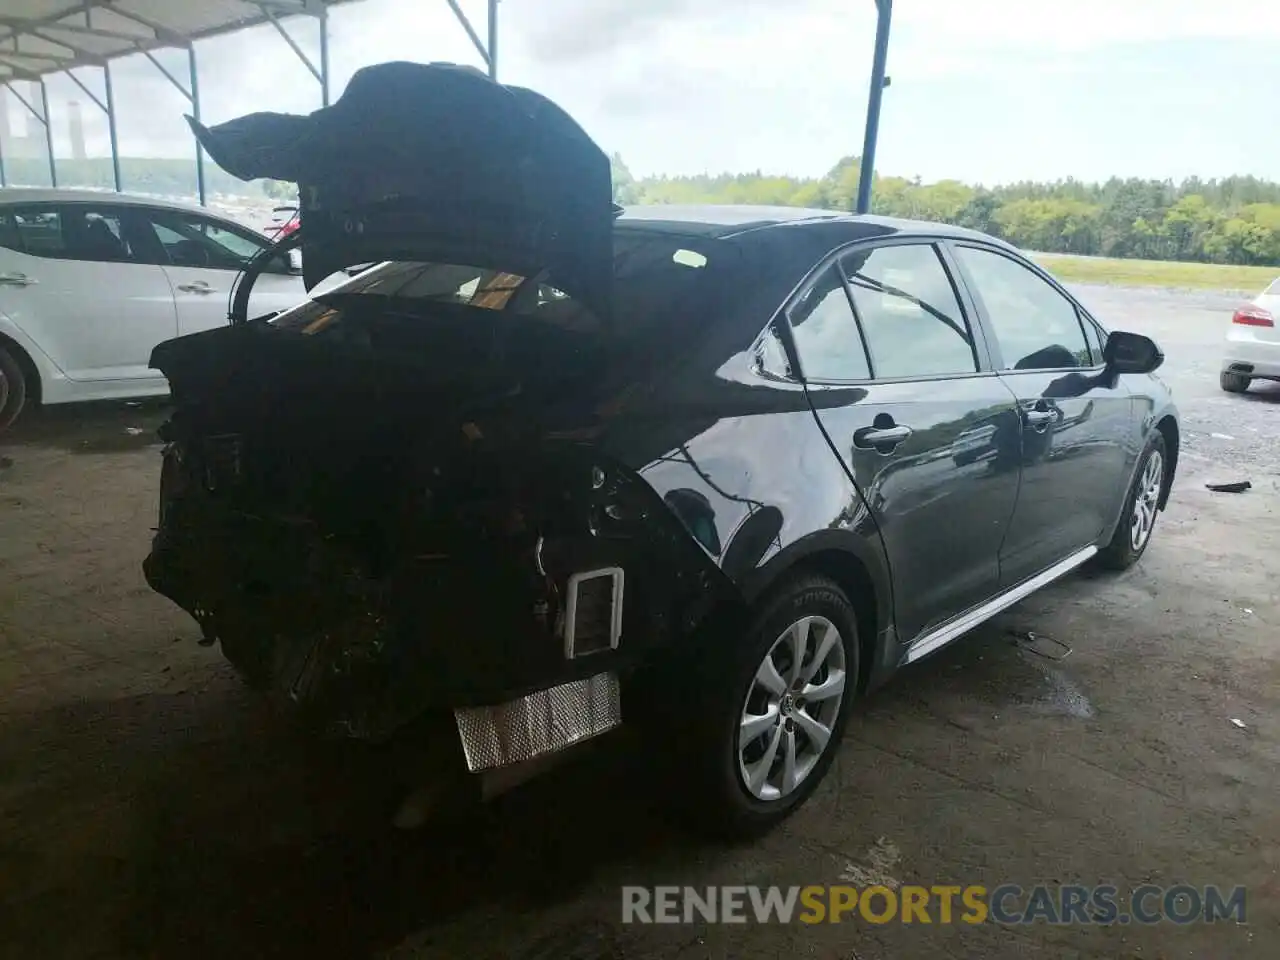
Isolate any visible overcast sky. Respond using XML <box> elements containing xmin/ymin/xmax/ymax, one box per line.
<box><xmin>7</xmin><ymin>0</ymin><xmax>1280</xmax><ymax>186</ymax></box>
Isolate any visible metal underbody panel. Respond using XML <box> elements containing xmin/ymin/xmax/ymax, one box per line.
<box><xmin>454</xmin><ymin>671</ymin><xmax>622</xmax><ymax>773</ymax></box>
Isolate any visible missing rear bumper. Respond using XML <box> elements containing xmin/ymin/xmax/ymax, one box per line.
<box><xmin>453</xmin><ymin>671</ymin><xmax>622</xmax><ymax>773</ymax></box>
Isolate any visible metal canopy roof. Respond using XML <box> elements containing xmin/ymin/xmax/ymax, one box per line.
<box><xmin>0</xmin><ymin>0</ymin><xmax>503</xmax><ymax>202</ymax></box>
<box><xmin>0</xmin><ymin>2</ymin><xmax>359</xmax><ymax>82</ymax></box>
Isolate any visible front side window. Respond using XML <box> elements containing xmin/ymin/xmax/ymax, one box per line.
<box><xmin>953</xmin><ymin>245</ymin><xmax>1091</xmax><ymax>370</ymax></box>
<box><xmin>148</xmin><ymin>212</ymin><xmax>269</xmax><ymax>270</ymax></box>
<box><xmin>786</xmin><ymin>265</ymin><xmax>871</xmax><ymax>381</ymax></box>
<box><xmin>1081</xmin><ymin>315</ymin><xmax>1107</xmax><ymax>366</ymax></box>
<box><xmin>841</xmin><ymin>243</ymin><xmax>977</xmax><ymax>379</ymax></box>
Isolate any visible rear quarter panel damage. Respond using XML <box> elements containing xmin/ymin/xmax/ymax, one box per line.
<box><xmin>595</xmin><ymin>266</ymin><xmax>895</xmax><ymax>689</ymax></box>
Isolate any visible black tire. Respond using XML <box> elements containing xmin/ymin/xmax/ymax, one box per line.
<box><xmin>1097</xmin><ymin>432</ymin><xmax>1168</xmax><ymax>570</ymax></box>
<box><xmin>0</xmin><ymin>345</ymin><xmax>26</xmax><ymax>432</ymax></box>
<box><xmin>1220</xmin><ymin>370</ymin><xmax>1251</xmax><ymax>393</ymax></box>
<box><xmin>665</xmin><ymin>573</ymin><xmax>861</xmax><ymax>840</ymax></box>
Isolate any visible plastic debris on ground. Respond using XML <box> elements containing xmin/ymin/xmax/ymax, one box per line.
<box><xmin>1009</xmin><ymin>629</ymin><xmax>1073</xmax><ymax>661</ymax></box>
<box><xmin>1206</xmin><ymin>480</ymin><xmax>1251</xmax><ymax>493</ymax></box>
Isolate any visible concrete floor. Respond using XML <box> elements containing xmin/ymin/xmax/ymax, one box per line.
<box><xmin>1</xmin><ymin>284</ymin><xmax>1277</xmax><ymax>959</ymax></box>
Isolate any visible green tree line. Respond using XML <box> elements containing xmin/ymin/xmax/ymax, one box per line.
<box><xmin>612</xmin><ymin>155</ymin><xmax>1280</xmax><ymax>267</ymax></box>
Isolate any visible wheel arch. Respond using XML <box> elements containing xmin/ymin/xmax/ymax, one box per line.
<box><xmin>0</xmin><ymin>330</ymin><xmax>42</xmax><ymax>405</ymax></box>
<box><xmin>1099</xmin><ymin>407</ymin><xmax>1178</xmax><ymax>549</ymax></box>
<box><xmin>1154</xmin><ymin>414</ymin><xmax>1178</xmax><ymax>509</ymax></box>
<box><xmin>742</xmin><ymin>532</ymin><xmax>893</xmax><ymax>694</ymax></box>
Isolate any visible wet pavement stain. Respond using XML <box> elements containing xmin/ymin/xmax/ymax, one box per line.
<box><xmin>1024</xmin><ymin>664</ymin><xmax>1098</xmax><ymax>719</ymax></box>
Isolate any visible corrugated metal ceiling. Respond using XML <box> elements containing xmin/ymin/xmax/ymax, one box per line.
<box><xmin>0</xmin><ymin>1</ymin><xmax>356</xmax><ymax>82</ymax></box>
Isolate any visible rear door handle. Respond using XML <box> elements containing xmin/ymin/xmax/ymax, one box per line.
<box><xmin>177</xmin><ymin>281</ymin><xmax>214</xmax><ymax>294</ymax></box>
<box><xmin>0</xmin><ymin>272</ymin><xmax>35</xmax><ymax>286</ymax></box>
<box><xmin>1023</xmin><ymin>409</ymin><xmax>1055</xmax><ymax>429</ymax></box>
<box><xmin>853</xmin><ymin>424</ymin><xmax>913</xmax><ymax>452</ymax></box>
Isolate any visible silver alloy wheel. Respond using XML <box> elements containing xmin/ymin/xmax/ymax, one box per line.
<box><xmin>738</xmin><ymin>615</ymin><xmax>847</xmax><ymax>801</ymax></box>
<box><xmin>1129</xmin><ymin>450</ymin><xmax>1164</xmax><ymax>552</ymax></box>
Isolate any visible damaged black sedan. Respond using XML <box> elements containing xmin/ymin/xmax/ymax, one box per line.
<box><xmin>143</xmin><ymin>61</ymin><xmax>1179</xmax><ymax>837</ymax></box>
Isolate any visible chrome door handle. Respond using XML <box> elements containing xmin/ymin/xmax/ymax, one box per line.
<box><xmin>853</xmin><ymin>423</ymin><xmax>913</xmax><ymax>452</ymax></box>
<box><xmin>177</xmin><ymin>281</ymin><xmax>214</xmax><ymax>293</ymax></box>
<box><xmin>0</xmin><ymin>272</ymin><xmax>35</xmax><ymax>286</ymax></box>
<box><xmin>1022</xmin><ymin>408</ymin><xmax>1055</xmax><ymax>431</ymax></box>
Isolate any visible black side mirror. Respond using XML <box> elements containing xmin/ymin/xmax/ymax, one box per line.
<box><xmin>1104</xmin><ymin>331</ymin><xmax>1163</xmax><ymax>375</ymax></box>
<box><xmin>266</xmin><ymin>249</ymin><xmax>302</xmax><ymax>275</ymax></box>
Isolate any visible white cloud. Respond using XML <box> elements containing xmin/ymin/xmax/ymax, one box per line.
<box><xmin>894</xmin><ymin>0</ymin><xmax>1280</xmax><ymax>52</ymax></box>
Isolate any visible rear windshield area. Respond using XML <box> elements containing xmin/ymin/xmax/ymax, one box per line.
<box><xmin>269</xmin><ymin>229</ymin><xmax>720</xmax><ymax>346</ymax></box>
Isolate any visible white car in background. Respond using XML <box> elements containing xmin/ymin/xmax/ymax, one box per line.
<box><xmin>1220</xmin><ymin>276</ymin><xmax>1280</xmax><ymax>394</ymax></box>
<box><xmin>0</xmin><ymin>188</ymin><xmax>310</xmax><ymax>430</ymax></box>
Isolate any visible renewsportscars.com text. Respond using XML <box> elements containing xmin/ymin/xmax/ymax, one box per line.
<box><xmin>621</xmin><ymin>884</ymin><xmax>1247</xmax><ymax>926</ymax></box>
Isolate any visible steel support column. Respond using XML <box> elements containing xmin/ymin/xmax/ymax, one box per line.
<box><xmin>144</xmin><ymin>48</ymin><xmax>206</xmax><ymax>204</ymax></box>
<box><xmin>189</xmin><ymin>48</ymin><xmax>205</xmax><ymax>204</ymax></box>
<box><xmin>66</xmin><ymin>66</ymin><xmax>123</xmax><ymax>191</ymax></box>
<box><xmin>487</xmin><ymin>0</ymin><xmax>499</xmax><ymax>80</ymax></box>
<box><xmin>103</xmin><ymin>64</ymin><xmax>121</xmax><ymax>191</ymax></box>
<box><xmin>39</xmin><ymin>80</ymin><xmax>57</xmax><ymax>187</ymax></box>
<box><xmin>6</xmin><ymin>80</ymin><xmax>57</xmax><ymax>187</ymax></box>
<box><xmin>446</xmin><ymin>0</ymin><xmax>498</xmax><ymax>79</ymax></box>
<box><xmin>92</xmin><ymin>8</ymin><xmax>122</xmax><ymax>192</ymax></box>
<box><xmin>319</xmin><ymin>5</ymin><xmax>330</xmax><ymax>105</ymax></box>
<box><xmin>856</xmin><ymin>0</ymin><xmax>893</xmax><ymax>215</ymax></box>
<box><xmin>267</xmin><ymin>9</ymin><xmax>329</xmax><ymax>107</ymax></box>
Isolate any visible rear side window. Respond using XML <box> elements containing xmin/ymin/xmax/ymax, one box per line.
<box><xmin>0</xmin><ymin>206</ymin><xmax>139</xmax><ymax>262</ymax></box>
<box><xmin>753</xmin><ymin>320</ymin><xmax>794</xmax><ymax>379</ymax></box>
<box><xmin>840</xmin><ymin>243</ymin><xmax>977</xmax><ymax>379</ymax></box>
<box><xmin>0</xmin><ymin>212</ymin><xmax>19</xmax><ymax>252</ymax></box>
<box><xmin>72</xmin><ymin>210</ymin><xmax>136</xmax><ymax>262</ymax></box>
<box><xmin>3</xmin><ymin>208</ymin><xmax>66</xmax><ymax>257</ymax></box>
<box><xmin>787</xmin><ymin>265</ymin><xmax>871</xmax><ymax>381</ymax></box>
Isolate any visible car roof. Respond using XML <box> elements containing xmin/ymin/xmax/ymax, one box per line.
<box><xmin>616</xmin><ymin>203</ymin><xmax>1001</xmax><ymax>245</ymax></box>
<box><xmin>617</xmin><ymin>204</ymin><xmax>843</xmax><ymax>234</ymax></box>
<box><xmin>0</xmin><ymin>186</ymin><xmax>213</xmax><ymax>216</ymax></box>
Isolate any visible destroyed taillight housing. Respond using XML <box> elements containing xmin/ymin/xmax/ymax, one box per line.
<box><xmin>563</xmin><ymin>567</ymin><xmax>625</xmax><ymax>658</ymax></box>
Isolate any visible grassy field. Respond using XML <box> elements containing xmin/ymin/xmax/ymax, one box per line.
<box><xmin>1031</xmin><ymin>252</ymin><xmax>1277</xmax><ymax>293</ymax></box>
